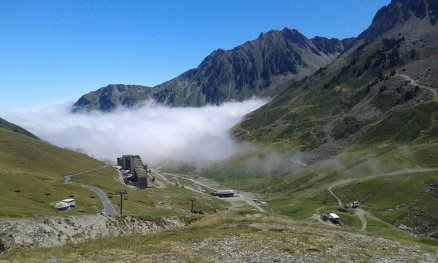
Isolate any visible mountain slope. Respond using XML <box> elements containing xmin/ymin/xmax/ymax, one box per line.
<box><xmin>0</xmin><ymin>117</ymin><xmax>38</xmax><ymax>139</ymax></box>
<box><xmin>215</xmin><ymin>0</ymin><xmax>438</xmax><ymax>238</ymax></box>
<box><xmin>72</xmin><ymin>28</ymin><xmax>351</xmax><ymax>112</ymax></box>
<box><xmin>234</xmin><ymin>0</ymin><xmax>438</xmax><ymax>157</ymax></box>
<box><xmin>0</xmin><ymin>127</ymin><xmax>103</xmax><ymax>217</ymax></box>
<box><xmin>150</xmin><ymin>29</ymin><xmax>351</xmax><ymax>107</ymax></box>
<box><xmin>71</xmin><ymin>84</ymin><xmax>151</xmax><ymax>112</ymax></box>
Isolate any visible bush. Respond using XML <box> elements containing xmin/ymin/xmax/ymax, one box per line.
<box><xmin>405</xmin><ymin>90</ymin><xmax>415</xmax><ymax>101</ymax></box>
<box><xmin>333</xmin><ymin>117</ymin><xmax>362</xmax><ymax>140</ymax></box>
<box><xmin>0</xmin><ymin>240</ymin><xmax>5</xmax><ymax>252</ymax></box>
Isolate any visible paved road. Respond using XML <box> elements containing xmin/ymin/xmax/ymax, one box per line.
<box><xmin>85</xmin><ymin>185</ymin><xmax>116</xmax><ymax>216</ymax></box>
<box><xmin>63</xmin><ymin>164</ymin><xmax>117</xmax><ymax>216</ymax></box>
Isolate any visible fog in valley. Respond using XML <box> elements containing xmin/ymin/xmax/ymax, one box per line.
<box><xmin>3</xmin><ymin>99</ymin><xmax>266</xmax><ymax>167</ymax></box>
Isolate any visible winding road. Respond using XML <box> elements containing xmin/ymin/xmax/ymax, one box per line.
<box><xmin>63</xmin><ymin>165</ymin><xmax>108</xmax><ymax>183</ymax></box>
<box><xmin>63</xmin><ymin>164</ymin><xmax>116</xmax><ymax>216</ymax></box>
<box><xmin>396</xmin><ymin>73</ymin><xmax>437</xmax><ymax>97</ymax></box>
<box><xmin>84</xmin><ymin>185</ymin><xmax>116</xmax><ymax>216</ymax></box>
<box><xmin>327</xmin><ymin>167</ymin><xmax>438</xmax><ymax>231</ymax></box>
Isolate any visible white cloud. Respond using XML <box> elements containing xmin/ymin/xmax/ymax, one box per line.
<box><xmin>2</xmin><ymin>99</ymin><xmax>266</xmax><ymax>166</ymax></box>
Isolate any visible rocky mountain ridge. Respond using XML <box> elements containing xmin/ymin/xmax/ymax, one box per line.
<box><xmin>234</xmin><ymin>0</ymin><xmax>438</xmax><ymax>159</ymax></box>
<box><xmin>72</xmin><ymin>28</ymin><xmax>351</xmax><ymax>112</ymax></box>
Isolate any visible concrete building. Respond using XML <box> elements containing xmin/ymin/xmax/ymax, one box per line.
<box><xmin>61</xmin><ymin>198</ymin><xmax>76</xmax><ymax>207</ymax></box>
<box><xmin>117</xmin><ymin>155</ymin><xmax>148</xmax><ymax>189</ymax></box>
<box><xmin>211</xmin><ymin>190</ymin><xmax>235</xmax><ymax>198</ymax></box>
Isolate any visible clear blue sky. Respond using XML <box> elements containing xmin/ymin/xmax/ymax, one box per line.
<box><xmin>0</xmin><ymin>0</ymin><xmax>390</xmax><ymax>110</ymax></box>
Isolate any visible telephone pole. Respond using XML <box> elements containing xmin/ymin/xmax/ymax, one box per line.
<box><xmin>115</xmin><ymin>190</ymin><xmax>127</xmax><ymax>216</ymax></box>
<box><xmin>190</xmin><ymin>199</ymin><xmax>195</xmax><ymax>213</ymax></box>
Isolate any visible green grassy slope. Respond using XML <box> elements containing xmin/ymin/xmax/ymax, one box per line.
<box><xmin>234</xmin><ymin>35</ymin><xmax>434</xmax><ymax>149</ymax></box>
<box><xmin>200</xmin><ymin>101</ymin><xmax>438</xmax><ymax>237</ymax></box>
<box><xmin>72</xmin><ymin>167</ymin><xmax>229</xmax><ymax>217</ymax></box>
<box><xmin>223</xmin><ymin>3</ymin><xmax>438</xmax><ymax>238</ymax></box>
<box><xmin>0</xmin><ymin>122</ymin><xmax>230</xmax><ymax>218</ymax></box>
<box><xmin>0</xmin><ymin>128</ymin><xmax>103</xmax><ymax>217</ymax></box>
<box><xmin>201</xmin><ymin>141</ymin><xmax>438</xmax><ymax>237</ymax></box>
<box><xmin>0</xmin><ymin>117</ymin><xmax>38</xmax><ymax>139</ymax></box>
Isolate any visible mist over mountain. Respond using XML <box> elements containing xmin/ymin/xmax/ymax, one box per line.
<box><xmin>5</xmin><ymin>99</ymin><xmax>266</xmax><ymax>166</ymax></box>
<box><xmin>72</xmin><ymin>28</ymin><xmax>351</xmax><ymax>112</ymax></box>
<box><xmin>0</xmin><ymin>117</ymin><xmax>38</xmax><ymax>139</ymax></box>
<box><xmin>2</xmin><ymin>1</ymin><xmax>438</xmax><ymax>260</ymax></box>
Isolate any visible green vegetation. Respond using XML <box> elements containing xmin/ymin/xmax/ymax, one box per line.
<box><xmin>0</xmin><ymin>128</ymin><xmax>102</xmax><ymax>217</ymax></box>
<box><xmin>0</xmin><ymin>124</ymin><xmax>228</xmax><ymax>218</ymax></box>
<box><xmin>199</xmin><ymin>140</ymin><xmax>438</xmax><ymax>237</ymax></box>
<box><xmin>336</xmin><ymin>170</ymin><xmax>438</xmax><ymax>237</ymax></box>
<box><xmin>72</xmin><ymin>167</ymin><xmax>228</xmax><ymax>217</ymax></box>
<box><xmin>0</xmin><ymin>117</ymin><xmax>38</xmax><ymax>139</ymax></box>
<box><xmin>360</xmin><ymin>102</ymin><xmax>438</xmax><ymax>145</ymax></box>
<box><xmin>333</xmin><ymin>117</ymin><xmax>363</xmax><ymax>140</ymax></box>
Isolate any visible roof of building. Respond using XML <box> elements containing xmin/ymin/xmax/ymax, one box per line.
<box><xmin>329</xmin><ymin>213</ymin><xmax>340</xmax><ymax>219</ymax></box>
<box><xmin>55</xmin><ymin>201</ymin><xmax>70</xmax><ymax>209</ymax></box>
<box><xmin>215</xmin><ymin>190</ymin><xmax>235</xmax><ymax>194</ymax></box>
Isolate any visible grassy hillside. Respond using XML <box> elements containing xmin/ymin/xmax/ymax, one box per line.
<box><xmin>72</xmin><ymin>167</ymin><xmax>229</xmax><ymax>217</ymax></box>
<box><xmin>0</xmin><ymin>126</ymin><xmax>228</xmax><ymax>218</ymax></box>
<box><xmin>199</xmin><ymin>144</ymin><xmax>438</xmax><ymax>237</ymax></box>
<box><xmin>0</xmin><ymin>117</ymin><xmax>38</xmax><ymax>139</ymax></box>
<box><xmin>222</xmin><ymin>2</ymin><xmax>438</xmax><ymax>238</ymax></box>
<box><xmin>0</xmin><ymin>128</ymin><xmax>103</xmax><ymax>217</ymax></box>
<box><xmin>199</xmin><ymin>100</ymin><xmax>438</xmax><ymax>237</ymax></box>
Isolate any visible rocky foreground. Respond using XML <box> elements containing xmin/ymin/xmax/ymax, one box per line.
<box><xmin>0</xmin><ymin>215</ymin><xmax>184</xmax><ymax>252</ymax></box>
<box><xmin>1</xmin><ymin>213</ymin><xmax>437</xmax><ymax>262</ymax></box>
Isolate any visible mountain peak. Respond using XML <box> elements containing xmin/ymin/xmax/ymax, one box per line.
<box><xmin>73</xmin><ymin>27</ymin><xmax>348</xmax><ymax>112</ymax></box>
<box><xmin>359</xmin><ymin>0</ymin><xmax>438</xmax><ymax>41</ymax></box>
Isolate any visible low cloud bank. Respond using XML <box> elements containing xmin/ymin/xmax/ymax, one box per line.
<box><xmin>3</xmin><ymin>99</ymin><xmax>266</xmax><ymax>166</ymax></box>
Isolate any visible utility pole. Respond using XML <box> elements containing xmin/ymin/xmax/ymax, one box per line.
<box><xmin>115</xmin><ymin>190</ymin><xmax>127</xmax><ymax>216</ymax></box>
<box><xmin>190</xmin><ymin>199</ymin><xmax>195</xmax><ymax>213</ymax></box>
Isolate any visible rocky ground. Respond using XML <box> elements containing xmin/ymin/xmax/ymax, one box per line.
<box><xmin>2</xmin><ymin>213</ymin><xmax>436</xmax><ymax>263</ymax></box>
<box><xmin>0</xmin><ymin>215</ymin><xmax>184</xmax><ymax>252</ymax></box>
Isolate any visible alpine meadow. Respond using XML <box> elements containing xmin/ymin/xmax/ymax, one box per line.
<box><xmin>1</xmin><ymin>1</ymin><xmax>438</xmax><ymax>262</ymax></box>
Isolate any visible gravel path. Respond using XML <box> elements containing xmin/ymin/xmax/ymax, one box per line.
<box><xmin>327</xmin><ymin>167</ymin><xmax>438</xmax><ymax>231</ymax></box>
<box><xmin>397</xmin><ymin>73</ymin><xmax>437</xmax><ymax>97</ymax></box>
<box><xmin>63</xmin><ymin>165</ymin><xmax>108</xmax><ymax>183</ymax></box>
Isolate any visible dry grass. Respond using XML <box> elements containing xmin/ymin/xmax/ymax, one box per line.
<box><xmin>2</xmin><ymin>212</ymin><xmax>437</xmax><ymax>262</ymax></box>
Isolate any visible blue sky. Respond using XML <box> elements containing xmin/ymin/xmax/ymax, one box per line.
<box><xmin>0</xmin><ymin>0</ymin><xmax>390</xmax><ymax>110</ymax></box>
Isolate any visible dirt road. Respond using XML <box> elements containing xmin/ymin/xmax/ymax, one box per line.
<box><xmin>397</xmin><ymin>73</ymin><xmax>437</xmax><ymax>97</ymax></box>
<box><xmin>327</xmin><ymin>167</ymin><xmax>438</xmax><ymax>231</ymax></box>
<box><xmin>63</xmin><ymin>165</ymin><xmax>108</xmax><ymax>183</ymax></box>
<box><xmin>154</xmin><ymin>169</ymin><xmax>266</xmax><ymax>213</ymax></box>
